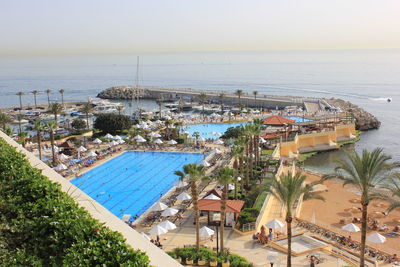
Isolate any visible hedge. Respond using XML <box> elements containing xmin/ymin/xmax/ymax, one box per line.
<box><xmin>0</xmin><ymin>138</ymin><xmax>150</xmax><ymax>266</ymax></box>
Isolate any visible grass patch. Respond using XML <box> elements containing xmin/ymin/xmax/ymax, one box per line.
<box><xmin>261</xmin><ymin>149</ymin><xmax>273</xmax><ymax>155</ymax></box>
<box><xmin>338</xmin><ymin>130</ymin><xmax>361</xmax><ymax>146</ymax></box>
<box><xmin>298</xmin><ymin>152</ymin><xmax>318</xmax><ymax>162</ymax></box>
<box><xmin>252</xmin><ymin>191</ymin><xmax>268</xmax><ymax>210</ymax></box>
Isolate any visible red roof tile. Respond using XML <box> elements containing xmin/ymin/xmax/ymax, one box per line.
<box><xmin>198</xmin><ymin>199</ymin><xmax>245</xmax><ymax>214</ymax></box>
<box><xmin>263</xmin><ymin>116</ymin><xmax>295</xmax><ymax>125</ymax></box>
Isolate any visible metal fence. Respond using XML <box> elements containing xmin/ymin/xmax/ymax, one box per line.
<box><xmin>241</xmin><ymin>222</ymin><xmax>256</xmax><ymax>232</ymax></box>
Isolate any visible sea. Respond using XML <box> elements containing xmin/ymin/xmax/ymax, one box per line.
<box><xmin>1</xmin><ymin>49</ymin><xmax>399</xmax><ymax>173</ymax></box>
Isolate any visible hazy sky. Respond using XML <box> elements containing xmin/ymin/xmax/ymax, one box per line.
<box><xmin>1</xmin><ymin>0</ymin><xmax>400</xmax><ymax>55</ymax></box>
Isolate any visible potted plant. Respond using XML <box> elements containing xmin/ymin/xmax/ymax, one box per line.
<box><xmin>185</xmin><ymin>256</ymin><xmax>193</xmax><ymax>265</ymax></box>
<box><xmin>209</xmin><ymin>255</ymin><xmax>218</xmax><ymax>267</ymax></box>
<box><xmin>197</xmin><ymin>255</ymin><xmax>206</xmax><ymax>266</ymax></box>
<box><xmin>222</xmin><ymin>260</ymin><xmax>230</xmax><ymax>267</ymax></box>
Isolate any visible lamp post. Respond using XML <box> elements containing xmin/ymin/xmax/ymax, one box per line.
<box><xmin>235</xmin><ymin>177</ymin><xmax>242</xmax><ymax>199</ymax></box>
<box><xmin>210</xmin><ymin>213</ymin><xmax>221</xmax><ymax>253</ymax></box>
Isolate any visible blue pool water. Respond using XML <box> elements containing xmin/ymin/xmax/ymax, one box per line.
<box><xmin>184</xmin><ymin>122</ymin><xmax>246</xmax><ymax>139</ymax></box>
<box><xmin>71</xmin><ymin>151</ymin><xmax>203</xmax><ymax>220</ymax></box>
<box><xmin>285</xmin><ymin>116</ymin><xmax>312</xmax><ymax>123</ymax></box>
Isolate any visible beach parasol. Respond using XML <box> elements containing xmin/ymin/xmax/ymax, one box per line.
<box><xmin>342</xmin><ymin>223</ymin><xmax>360</xmax><ymax>233</ymax></box>
<box><xmin>174</xmin><ymin>180</ymin><xmax>188</xmax><ymax>188</ymax></box>
<box><xmin>118</xmin><ymin>139</ymin><xmax>125</xmax><ymax>144</ymax></box>
<box><xmin>167</xmin><ymin>140</ymin><xmax>177</xmax><ymax>145</ymax></box>
<box><xmin>148</xmin><ymin>225</ymin><xmax>168</xmax><ymax>235</ymax></box>
<box><xmin>210</xmin><ymin>148</ymin><xmax>222</xmax><ymax>154</ymax></box>
<box><xmin>197</xmin><ymin>136</ymin><xmax>206</xmax><ymax>142</ymax></box>
<box><xmin>87</xmin><ymin>151</ymin><xmax>97</xmax><ymax>157</ymax></box>
<box><xmin>149</xmin><ymin>201</ymin><xmax>168</xmax><ymax>212</ymax></box>
<box><xmin>213</xmin><ymin>139</ymin><xmax>224</xmax><ymax>145</ymax></box>
<box><xmin>199</xmin><ymin>226</ymin><xmax>215</xmax><ymax>237</ymax></box>
<box><xmin>176</xmin><ymin>192</ymin><xmax>191</xmax><ymax>200</ymax></box>
<box><xmin>154</xmin><ymin>139</ymin><xmax>163</xmax><ymax>144</ymax></box>
<box><xmin>109</xmin><ymin>140</ymin><xmax>119</xmax><ymax>146</ymax></box>
<box><xmin>136</xmin><ymin>136</ymin><xmax>146</xmax><ymax>143</ymax></box>
<box><xmin>201</xmin><ymin>160</ymin><xmax>211</xmax><ymax>167</ymax></box>
<box><xmin>59</xmin><ymin>153</ymin><xmax>69</xmax><ymax>160</ymax></box>
<box><xmin>114</xmin><ymin>135</ymin><xmax>122</xmax><ymax>140</ymax></box>
<box><xmin>266</xmin><ymin>219</ymin><xmax>284</xmax><ymax>229</ymax></box>
<box><xmin>105</xmin><ymin>133</ymin><xmax>114</xmax><ymax>139</ymax></box>
<box><xmin>149</xmin><ymin>132</ymin><xmax>161</xmax><ymax>138</ymax></box>
<box><xmin>161</xmin><ymin>208</ymin><xmax>179</xmax><ymax>217</ymax></box>
<box><xmin>140</xmin><ymin>232</ymin><xmax>152</xmax><ymax>241</ymax></box>
<box><xmin>158</xmin><ymin>220</ymin><xmax>177</xmax><ymax>230</ymax></box>
<box><xmin>367</xmin><ymin>232</ymin><xmax>386</xmax><ymax>244</ymax></box>
<box><xmin>211</xmin><ymin>131</ymin><xmax>222</xmax><ymax>137</ymax></box>
<box><xmin>204</xmin><ymin>194</ymin><xmax>220</xmax><ymax>200</ymax></box>
<box><xmin>54</xmin><ymin>163</ymin><xmax>67</xmax><ymax>171</ymax></box>
<box><xmin>93</xmin><ymin>138</ymin><xmax>102</xmax><ymax>144</ymax></box>
<box><xmin>259</xmin><ymin>137</ymin><xmax>267</xmax><ymax>144</ymax></box>
<box><xmin>53</xmin><ymin>145</ymin><xmax>60</xmax><ymax>153</ymax></box>
<box><xmin>77</xmin><ymin>146</ymin><xmax>87</xmax><ymax>152</ymax></box>
<box><xmin>134</xmin><ymin>135</ymin><xmax>144</xmax><ymax>140</ymax></box>
<box><xmin>164</xmin><ymin>115</ymin><xmax>172</xmax><ymax>120</ymax></box>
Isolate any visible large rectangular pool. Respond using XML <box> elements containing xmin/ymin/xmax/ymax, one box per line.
<box><xmin>184</xmin><ymin>122</ymin><xmax>246</xmax><ymax>139</ymax></box>
<box><xmin>71</xmin><ymin>151</ymin><xmax>203</xmax><ymax>220</ymax></box>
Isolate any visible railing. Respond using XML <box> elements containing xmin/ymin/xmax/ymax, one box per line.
<box><xmin>241</xmin><ymin>222</ymin><xmax>256</xmax><ymax>232</ymax></box>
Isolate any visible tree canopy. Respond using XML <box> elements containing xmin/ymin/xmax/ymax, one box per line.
<box><xmin>94</xmin><ymin>114</ymin><xmax>132</xmax><ymax>134</ymax></box>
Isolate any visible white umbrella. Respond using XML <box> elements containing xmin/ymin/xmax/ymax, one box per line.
<box><xmin>55</xmin><ymin>163</ymin><xmax>67</xmax><ymax>171</ymax></box>
<box><xmin>210</xmin><ymin>148</ymin><xmax>222</xmax><ymax>154</ymax></box>
<box><xmin>140</xmin><ymin>232</ymin><xmax>152</xmax><ymax>241</ymax></box>
<box><xmin>155</xmin><ymin>120</ymin><xmax>163</xmax><ymax>124</ymax></box>
<box><xmin>211</xmin><ymin>131</ymin><xmax>222</xmax><ymax>137</ymax></box>
<box><xmin>199</xmin><ymin>226</ymin><xmax>215</xmax><ymax>237</ymax></box>
<box><xmin>93</xmin><ymin>138</ymin><xmax>102</xmax><ymax>144</ymax></box>
<box><xmin>105</xmin><ymin>133</ymin><xmax>114</xmax><ymax>139</ymax></box>
<box><xmin>259</xmin><ymin>137</ymin><xmax>267</xmax><ymax>144</ymax></box>
<box><xmin>167</xmin><ymin>140</ymin><xmax>177</xmax><ymax>145</ymax></box>
<box><xmin>59</xmin><ymin>153</ymin><xmax>69</xmax><ymax>160</ymax></box>
<box><xmin>110</xmin><ymin>140</ymin><xmax>119</xmax><ymax>146</ymax></box>
<box><xmin>114</xmin><ymin>135</ymin><xmax>122</xmax><ymax>140</ymax></box>
<box><xmin>174</xmin><ymin>180</ymin><xmax>188</xmax><ymax>187</ymax></box>
<box><xmin>53</xmin><ymin>145</ymin><xmax>60</xmax><ymax>153</ymax></box>
<box><xmin>342</xmin><ymin>223</ymin><xmax>360</xmax><ymax>233</ymax></box>
<box><xmin>77</xmin><ymin>146</ymin><xmax>87</xmax><ymax>152</ymax></box>
<box><xmin>154</xmin><ymin>139</ymin><xmax>163</xmax><ymax>144</ymax></box>
<box><xmin>158</xmin><ymin>220</ymin><xmax>177</xmax><ymax>230</ymax></box>
<box><xmin>148</xmin><ymin>225</ymin><xmax>168</xmax><ymax>235</ymax></box>
<box><xmin>367</xmin><ymin>232</ymin><xmax>386</xmax><ymax>244</ymax></box>
<box><xmin>213</xmin><ymin>139</ymin><xmax>224</xmax><ymax>145</ymax></box>
<box><xmin>161</xmin><ymin>208</ymin><xmax>179</xmax><ymax>217</ymax></box>
<box><xmin>153</xmin><ymin>133</ymin><xmax>162</xmax><ymax>138</ymax></box>
<box><xmin>136</xmin><ymin>136</ymin><xmax>146</xmax><ymax>143</ymax></box>
<box><xmin>164</xmin><ymin>115</ymin><xmax>172</xmax><ymax>120</ymax></box>
<box><xmin>148</xmin><ymin>132</ymin><xmax>158</xmax><ymax>138</ymax></box>
<box><xmin>201</xmin><ymin>160</ymin><xmax>211</xmax><ymax>167</ymax></box>
<box><xmin>197</xmin><ymin>136</ymin><xmax>206</xmax><ymax>142</ymax></box>
<box><xmin>118</xmin><ymin>139</ymin><xmax>125</xmax><ymax>144</ymax></box>
<box><xmin>134</xmin><ymin>135</ymin><xmax>144</xmax><ymax>140</ymax></box>
<box><xmin>222</xmin><ymin>184</ymin><xmax>235</xmax><ymax>191</ymax></box>
<box><xmin>87</xmin><ymin>151</ymin><xmax>97</xmax><ymax>157</ymax></box>
<box><xmin>266</xmin><ymin>219</ymin><xmax>285</xmax><ymax>229</ymax></box>
<box><xmin>177</xmin><ymin>192</ymin><xmax>191</xmax><ymax>200</ymax></box>
<box><xmin>149</xmin><ymin>202</ymin><xmax>168</xmax><ymax>212</ymax></box>
<box><xmin>204</xmin><ymin>194</ymin><xmax>220</xmax><ymax>200</ymax></box>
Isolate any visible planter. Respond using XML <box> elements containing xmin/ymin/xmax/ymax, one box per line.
<box><xmin>197</xmin><ymin>260</ymin><xmax>206</xmax><ymax>265</ymax></box>
<box><xmin>222</xmin><ymin>263</ymin><xmax>230</xmax><ymax>267</ymax></box>
<box><xmin>175</xmin><ymin>257</ymin><xmax>181</xmax><ymax>263</ymax></box>
<box><xmin>209</xmin><ymin>261</ymin><xmax>218</xmax><ymax>267</ymax></box>
<box><xmin>185</xmin><ymin>259</ymin><xmax>193</xmax><ymax>265</ymax></box>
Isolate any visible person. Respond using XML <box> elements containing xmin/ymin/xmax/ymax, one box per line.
<box><xmin>389</xmin><ymin>254</ymin><xmax>398</xmax><ymax>263</ymax></box>
<box><xmin>156</xmin><ymin>235</ymin><xmax>160</xmax><ymax>242</ymax></box>
<box><xmin>309</xmin><ymin>255</ymin><xmax>316</xmax><ymax>267</ymax></box>
<box><xmin>393</xmin><ymin>225</ymin><xmax>400</xmax><ymax>232</ymax></box>
<box><xmin>269</xmin><ymin>228</ymin><xmax>273</xmax><ymax>242</ymax></box>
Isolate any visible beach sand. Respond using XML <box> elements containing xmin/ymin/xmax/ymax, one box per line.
<box><xmin>301</xmin><ymin>171</ymin><xmax>400</xmax><ymax>255</ymax></box>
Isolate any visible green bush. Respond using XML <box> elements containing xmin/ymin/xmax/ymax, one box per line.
<box><xmin>0</xmin><ymin>138</ymin><xmax>150</xmax><ymax>266</ymax></box>
<box><xmin>94</xmin><ymin>114</ymin><xmax>132</xmax><ymax>134</ymax></box>
<box><xmin>71</xmin><ymin>118</ymin><xmax>86</xmax><ymax>130</ymax></box>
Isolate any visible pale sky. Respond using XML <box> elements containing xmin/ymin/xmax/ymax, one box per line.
<box><xmin>1</xmin><ymin>0</ymin><xmax>400</xmax><ymax>55</ymax></box>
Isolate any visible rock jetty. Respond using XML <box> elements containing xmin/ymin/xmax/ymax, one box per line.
<box><xmin>326</xmin><ymin>98</ymin><xmax>380</xmax><ymax>130</ymax></box>
<box><xmin>97</xmin><ymin>86</ymin><xmax>145</xmax><ymax>99</ymax></box>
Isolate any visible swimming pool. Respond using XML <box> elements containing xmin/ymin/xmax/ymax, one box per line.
<box><xmin>285</xmin><ymin>116</ymin><xmax>311</xmax><ymax>123</ymax></box>
<box><xmin>71</xmin><ymin>151</ymin><xmax>203</xmax><ymax>220</ymax></box>
<box><xmin>184</xmin><ymin>122</ymin><xmax>246</xmax><ymax>139</ymax></box>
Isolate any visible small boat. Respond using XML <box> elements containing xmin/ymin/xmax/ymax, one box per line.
<box><xmin>387</xmin><ymin>98</ymin><xmax>392</xmax><ymax>102</ymax></box>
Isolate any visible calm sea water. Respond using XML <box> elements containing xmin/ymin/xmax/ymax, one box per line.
<box><xmin>1</xmin><ymin>50</ymin><xmax>399</xmax><ymax>170</ymax></box>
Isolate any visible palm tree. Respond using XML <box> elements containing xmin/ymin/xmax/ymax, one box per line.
<box><xmin>218</xmin><ymin>93</ymin><xmax>225</xmax><ymax>113</ymax></box>
<box><xmin>31</xmin><ymin>90</ymin><xmax>39</xmax><ymax>109</ymax></box>
<box><xmin>192</xmin><ymin>131</ymin><xmax>200</xmax><ymax>146</ymax></box>
<box><xmin>80</xmin><ymin>101</ymin><xmax>93</xmax><ymax>129</ymax></box>
<box><xmin>156</xmin><ymin>100</ymin><xmax>163</xmax><ymax>119</ymax></box>
<box><xmin>253</xmin><ymin>90</ymin><xmax>258</xmax><ymax>104</ymax></box>
<box><xmin>214</xmin><ymin>167</ymin><xmax>236</xmax><ymax>252</ymax></box>
<box><xmin>59</xmin><ymin>89</ymin><xmax>65</xmax><ymax>106</ymax></box>
<box><xmin>49</xmin><ymin>102</ymin><xmax>63</xmax><ymax>123</ymax></box>
<box><xmin>18</xmin><ymin>131</ymin><xmax>28</xmax><ymax>148</ymax></box>
<box><xmin>16</xmin><ymin>91</ymin><xmax>24</xmax><ymax>110</ymax></box>
<box><xmin>384</xmin><ymin>174</ymin><xmax>400</xmax><ymax>212</ymax></box>
<box><xmin>326</xmin><ymin>148</ymin><xmax>399</xmax><ymax>267</ymax></box>
<box><xmin>4</xmin><ymin>127</ymin><xmax>13</xmax><ymax>137</ymax></box>
<box><xmin>0</xmin><ymin>112</ymin><xmax>13</xmax><ymax>131</ymax></box>
<box><xmin>33</xmin><ymin>120</ymin><xmax>44</xmax><ymax>160</ymax></box>
<box><xmin>174</xmin><ymin>164</ymin><xmax>206</xmax><ymax>251</ymax></box>
<box><xmin>267</xmin><ymin>172</ymin><xmax>324</xmax><ymax>267</ymax></box>
<box><xmin>16</xmin><ymin>113</ymin><xmax>24</xmax><ymax>133</ymax></box>
<box><xmin>45</xmin><ymin>89</ymin><xmax>52</xmax><ymax>107</ymax></box>
<box><xmin>116</xmin><ymin>105</ymin><xmax>123</xmax><ymax>115</ymax></box>
<box><xmin>45</xmin><ymin>121</ymin><xmax>58</xmax><ymax>165</ymax></box>
<box><xmin>235</xmin><ymin>90</ymin><xmax>243</xmax><ymax>110</ymax></box>
<box><xmin>198</xmin><ymin>93</ymin><xmax>207</xmax><ymax>121</ymax></box>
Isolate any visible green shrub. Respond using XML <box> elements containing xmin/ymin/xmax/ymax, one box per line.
<box><xmin>94</xmin><ymin>114</ymin><xmax>132</xmax><ymax>134</ymax></box>
<box><xmin>0</xmin><ymin>138</ymin><xmax>150</xmax><ymax>266</ymax></box>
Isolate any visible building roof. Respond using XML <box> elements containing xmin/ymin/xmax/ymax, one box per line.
<box><xmin>262</xmin><ymin>116</ymin><xmax>296</xmax><ymax>125</ymax></box>
<box><xmin>59</xmin><ymin>141</ymin><xmax>74</xmax><ymax>148</ymax></box>
<box><xmin>203</xmin><ymin>189</ymin><xmax>222</xmax><ymax>199</ymax></box>
<box><xmin>198</xmin><ymin>199</ymin><xmax>245</xmax><ymax>214</ymax></box>
<box><xmin>262</xmin><ymin>133</ymin><xmax>279</xmax><ymax>140</ymax></box>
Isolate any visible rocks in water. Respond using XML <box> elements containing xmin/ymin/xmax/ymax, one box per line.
<box><xmin>97</xmin><ymin>86</ymin><xmax>145</xmax><ymax>100</ymax></box>
<box><xmin>326</xmin><ymin>98</ymin><xmax>381</xmax><ymax>130</ymax></box>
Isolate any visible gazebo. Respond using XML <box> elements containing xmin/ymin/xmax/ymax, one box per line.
<box><xmin>59</xmin><ymin>141</ymin><xmax>75</xmax><ymax>155</ymax></box>
<box><xmin>262</xmin><ymin>116</ymin><xmax>295</xmax><ymax>126</ymax></box>
<box><xmin>198</xmin><ymin>199</ymin><xmax>245</xmax><ymax>227</ymax></box>
<box><xmin>203</xmin><ymin>189</ymin><xmax>222</xmax><ymax>199</ymax></box>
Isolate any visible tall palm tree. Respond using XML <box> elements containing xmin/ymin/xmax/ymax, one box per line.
<box><xmin>45</xmin><ymin>89</ymin><xmax>52</xmax><ymax>107</ymax></box>
<box><xmin>214</xmin><ymin>167</ymin><xmax>235</xmax><ymax>252</ymax></box>
<box><xmin>49</xmin><ymin>102</ymin><xmax>63</xmax><ymax>123</ymax></box>
<box><xmin>267</xmin><ymin>172</ymin><xmax>324</xmax><ymax>267</ymax></box>
<box><xmin>384</xmin><ymin>174</ymin><xmax>400</xmax><ymax>212</ymax></box>
<box><xmin>31</xmin><ymin>90</ymin><xmax>39</xmax><ymax>109</ymax></box>
<box><xmin>326</xmin><ymin>148</ymin><xmax>399</xmax><ymax>267</ymax></box>
<box><xmin>0</xmin><ymin>112</ymin><xmax>13</xmax><ymax>130</ymax></box>
<box><xmin>192</xmin><ymin>131</ymin><xmax>200</xmax><ymax>146</ymax></box>
<box><xmin>116</xmin><ymin>105</ymin><xmax>123</xmax><ymax>115</ymax></box>
<box><xmin>45</xmin><ymin>121</ymin><xmax>58</xmax><ymax>165</ymax></box>
<box><xmin>234</xmin><ymin>90</ymin><xmax>243</xmax><ymax>110</ymax></box>
<box><xmin>16</xmin><ymin>91</ymin><xmax>24</xmax><ymax>110</ymax></box>
<box><xmin>59</xmin><ymin>89</ymin><xmax>65</xmax><ymax>106</ymax></box>
<box><xmin>80</xmin><ymin>101</ymin><xmax>93</xmax><ymax>129</ymax></box>
<box><xmin>33</xmin><ymin>120</ymin><xmax>44</xmax><ymax>160</ymax></box>
<box><xmin>198</xmin><ymin>93</ymin><xmax>207</xmax><ymax>121</ymax></box>
<box><xmin>16</xmin><ymin>113</ymin><xmax>24</xmax><ymax>133</ymax></box>
<box><xmin>18</xmin><ymin>131</ymin><xmax>28</xmax><ymax>148</ymax></box>
<box><xmin>253</xmin><ymin>90</ymin><xmax>258</xmax><ymax>104</ymax></box>
<box><xmin>174</xmin><ymin>164</ymin><xmax>206</xmax><ymax>251</ymax></box>
<box><xmin>218</xmin><ymin>93</ymin><xmax>225</xmax><ymax>113</ymax></box>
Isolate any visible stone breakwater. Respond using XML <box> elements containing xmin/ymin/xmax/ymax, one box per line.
<box><xmin>97</xmin><ymin>86</ymin><xmax>146</xmax><ymax>99</ymax></box>
<box><xmin>325</xmin><ymin>98</ymin><xmax>381</xmax><ymax>130</ymax></box>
